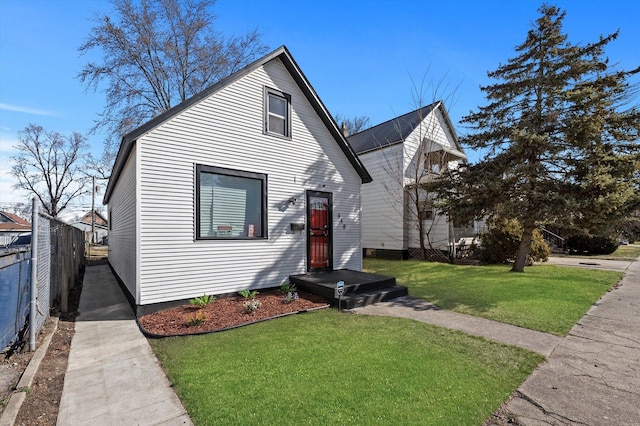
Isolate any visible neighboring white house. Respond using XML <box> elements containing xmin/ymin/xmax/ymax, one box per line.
<box><xmin>348</xmin><ymin>102</ymin><xmax>476</xmax><ymax>259</ymax></box>
<box><xmin>103</xmin><ymin>46</ymin><xmax>371</xmax><ymax>314</ymax></box>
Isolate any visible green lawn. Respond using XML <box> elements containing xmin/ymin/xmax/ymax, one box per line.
<box><xmin>365</xmin><ymin>259</ymin><xmax>622</xmax><ymax>335</ymax></box>
<box><xmin>150</xmin><ymin>310</ymin><xmax>543</xmax><ymax>425</ymax></box>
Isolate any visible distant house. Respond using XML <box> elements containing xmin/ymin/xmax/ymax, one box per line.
<box><xmin>0</xmin><ymin>211</ymin><xmax>31</xmax><ymax>246</ymax></box>
<box><xmin>348</xmin><ymin>102</ymin><xmax>479</xmax><ymax>259</ymax></box>
<box><xmin>71</xmin><ymin>210</ymin><xmax>109</xmax><ymax>244</ymax></box>
<box><xmin>103</xmin><ymin>46</ymin><xmax>371</xmax><ymax>314</ymax></box>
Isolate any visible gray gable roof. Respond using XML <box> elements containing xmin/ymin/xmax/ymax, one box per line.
<box><xmin>347</xmin><ymin>102</ymin><xmax>462</xmax><ymax>156</ymax></box>
<box><xmin>104</xmin><ymin>45</ymin><xmax>371</xmax><ymax>203</ymax></box>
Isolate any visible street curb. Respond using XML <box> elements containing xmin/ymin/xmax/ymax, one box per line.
<box><xmin>0</xmin><ymin>317</ymin><xmax>59</xmax><ymax>426</ymax></box>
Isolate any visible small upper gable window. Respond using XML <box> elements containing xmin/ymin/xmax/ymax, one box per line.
<box><xmin>265</xmin><ymin>87</ymin><xmax>291</xmax><ymax>138</ymax></box>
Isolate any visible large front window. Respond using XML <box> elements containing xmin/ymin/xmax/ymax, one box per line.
<box><xmin>196</xmin><ymin>165</ymin><xmax>267</xmax><ymax>239</ymax></box>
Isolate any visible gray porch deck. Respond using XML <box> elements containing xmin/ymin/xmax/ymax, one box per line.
<box><xmin>289</xmin><ymin>269</ymin><xmax>407</xmax><ymax>309</ymax></box>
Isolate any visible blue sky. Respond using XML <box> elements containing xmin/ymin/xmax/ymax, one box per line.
<box><xmin>1</xmin><ymin>0</ymin><xmax>639</xmax><ymax>209</ymax></box>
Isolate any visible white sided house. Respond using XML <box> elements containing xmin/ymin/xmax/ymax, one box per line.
<box><xmin>348</xmin><ymin>102</ymin><xmax>472</xmax><ymax>260</ymax></box>
<box><xmin>103</xmin><ymin>46</ymin><xmax>371</xmax><ymax>314</ymax></box>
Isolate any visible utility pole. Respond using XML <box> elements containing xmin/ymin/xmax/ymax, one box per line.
<box><xmin>90</xmin><ymin>176</ymin><xmax>95</xmax><ymax>259</ymax></box>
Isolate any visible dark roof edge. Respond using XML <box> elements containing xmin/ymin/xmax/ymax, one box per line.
<box><xmin>278</xmin><ymin>49</ymin><xmax>372</xmax><ymax>184</ymax></box>
<box><xmin>349</xmin><ymin>101</ymin><xmax>439</xmax><ymax>141</ymax></box>
<box><xmin>103</xmin><ymin>47</ymin><xmax>288</xmax><ymax>203</ymax></box>
<box><xmin>104</xmin><ymin>45</ymin><xmax>370</xmax><ymax>203</ymax></box>
<box><xmin>353</xmin><ymin>140</ymin><xmax>404</xmax><ymax>156</ymax></box>
<box><xmin>351</xmin><ymin>101</ymin><xmax>464</xmax><ymax>157</ymax></box>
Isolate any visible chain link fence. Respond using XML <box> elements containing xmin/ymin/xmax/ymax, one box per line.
<box><xmin>1</xmin><ymin>210</ymin><xmax>85</xmax><ymax>352</ymax></box>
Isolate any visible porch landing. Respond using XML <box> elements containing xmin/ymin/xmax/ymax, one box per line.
<box><xmin>289</xmin><ymin>269</ymin><xmax>408</xmax><ymax>309</ymax></box>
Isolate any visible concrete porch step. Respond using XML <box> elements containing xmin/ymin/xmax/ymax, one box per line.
<box><xmin>338</xmin><ymin>285</ymin><xmax>408</xmax><ymax>310</ymax></box>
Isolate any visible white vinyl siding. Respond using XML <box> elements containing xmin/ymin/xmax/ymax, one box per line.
<box><xmin>121</xmin><ymin>58</ymin><xmax>362</xmax><ymax>305</ymax></box>
<box><xmin>359</xmin><ymin>107</ymin><xmax>462</xmax><ymax>253</ymax></box>
<box><xmin>107</xmin><ymin>148</ymin><xmax>138</xmax><ymax>299</ymax></box>
<box><xmin>404</xmin><ymin>109</ymin><xmax>456</xmax><ymax>251</ymax></box>
<box><xmin>359</xmin><ymin>144</ymin><xmax>405</xmax><ymax>251</ymax></box>
<box><xmin>407</xmin><ymin>208</ymin><xmax>451</xmax><ymax>250</ymax></box>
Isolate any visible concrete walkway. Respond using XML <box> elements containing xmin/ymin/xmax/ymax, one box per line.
<box><xmin>353</xmin><ymin>297</ymin><xmax>562</xmax><ymax>357</ymax></box>
<box><xmin>57</xmin><ymin>264</ymin><xmax>192</xmax><ymax>426</ymax></box>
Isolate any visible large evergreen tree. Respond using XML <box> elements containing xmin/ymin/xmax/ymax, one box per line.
<box><xmin>434</xmin><ymin>5</ymin><xmax>639</xmax><ymax>272</ymax></box>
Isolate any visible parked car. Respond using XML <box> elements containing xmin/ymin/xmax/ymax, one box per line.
<box><xmin>6</xmin><ymin>232</ymin><xmax>31</xmax><ymax>248</ymax></box>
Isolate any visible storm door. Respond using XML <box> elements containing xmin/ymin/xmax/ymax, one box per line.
<box><xmin>306</xmin><ymin>191</ymin><xmax>332</xmax><ymax>271</ymax></box>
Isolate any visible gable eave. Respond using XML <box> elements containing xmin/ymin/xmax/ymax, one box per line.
<box><xmin>434</xmin><ymin>102</ymin><xmax>465</xmax><ymax>156</ymax></box>
<box><xmin>104</xmin><ymin>45</ymin><xmax>371</xmax><ymax>203</ymax></box>
<box><xmin>277</xmin><ymin>50</ymin><xmax>372</xmax><ymax>183</ymax></box>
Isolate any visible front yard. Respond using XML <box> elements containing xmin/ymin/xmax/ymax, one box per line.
<box><xmin>150</xmin><ymin>258</ymin><xmax>624</xmax><ymax>424</ymax></box>
<box><xmin>150</xmin><ymin>310</ymin><xmax>542</xmax><ymax>425</ymax></box>
<box><xmin>364</xmin><ymin>258</ymin><xmax>623</xmax><ymax>335</ymax></box>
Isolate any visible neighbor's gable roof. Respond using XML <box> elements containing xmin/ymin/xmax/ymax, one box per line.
<box><xmin>79</xmin><ymin>209</ymin><xmax>108</xmax><ymax>226</ymax></box>
<box><xmin>0</xmin><ymin>211</ymin><xmax>31</xmax><ymax>231</ymax></box>
<box><xmin>348</xmin><ymin>101</ymin><xmax>464</xmax><ymax>157</ymax></box>
<box><xmin>104</xmin><ymin>45</ymin><xmax>371</xmax><ymax>203</ymax></box>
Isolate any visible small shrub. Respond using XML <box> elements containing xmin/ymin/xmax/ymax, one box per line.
<box><xmin>239</xmin><ymin>289</ymin><xmax>261</xmax><ymax>314</ymax></box>
<box><xmin>478</xmin><ymin>218</ymin><xmax>550</xmax><ymax>264</ymax></box>
<box><xmin>283</xmin><ymin>292</ymin><xmax>299</xmax><ymax>304</ymax></box>
<box><xmin>243</xmin><ymin>299</ymin><xmax>261</xmax><ymax>314</ymax></box>
<box><xmin>190</xmin><ymin>293</ymin><xmax>216</xmax><ymax>308</ymax></box>
<box><xmin>281</xmin><ymin>281</ymin><xmax>297</xmax><ymax>293</ymax></box>
<box><xmin>239</xmin><ymin>289</ymin><xmax>259</xmax><ymax>299</ymax></box>
<box><xmin>187</xmin><ymin>311</ymin><xmax>206</xmax><ymax>326</ymax></box>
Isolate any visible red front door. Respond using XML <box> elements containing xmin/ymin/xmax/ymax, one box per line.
<box><xmin>307</xmin><ymin>192</ymin><xmax>332</xmax><ymax>270</ymax></box>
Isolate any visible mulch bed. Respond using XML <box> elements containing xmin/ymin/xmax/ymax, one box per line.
<box><xmin>138</xmin><ymin>289</ymin><xmax>330</xmax><ymax>337</ymax></box>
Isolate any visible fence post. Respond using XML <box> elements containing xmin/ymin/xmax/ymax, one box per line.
<box><xmin>29</xmin><ymin>198</ymin><xmax>38</xmax><ymax>352</ymax></box>
<box><xmin>61</xmin><ymin>226</ymin><xmax>68</xmax><ymax>313</ymax></box>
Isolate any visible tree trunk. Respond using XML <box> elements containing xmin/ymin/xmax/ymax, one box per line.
<box><xmin>418</xmin><ymin>217</ymin><xmax>427</xmax><ymax>260</ymax></box>
<box><xmin>511</xmin><ymin>221</ymin><xmax>535</xmax><ymax>272</ymax></box>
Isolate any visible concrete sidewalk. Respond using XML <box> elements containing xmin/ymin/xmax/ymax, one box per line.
<box><xmin>500</xmin><ymin>257</ymin><xmax>640</xmax><ymax>425</ymax></box>
<box><xmin>546</xmin><ymin>255</ymin><xmax>634</xmax><ymax>272</ymax></box>
<box><xmin>355</xmin><ymin>257</ymin><xmax>640</xmax><ymax>424</ymax></box>
<box><xmin>57</xmin><ymin>264</ymin><xmax>192</xmax><ymax>426</ymax></box>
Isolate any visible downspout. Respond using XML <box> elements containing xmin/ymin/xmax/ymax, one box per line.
<box><xmin>29</xmin><ymin>198</ymin><xmax>38</xmax><ymax>351</ymax></box>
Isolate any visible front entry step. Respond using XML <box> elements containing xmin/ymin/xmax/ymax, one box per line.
<box><xmin>336</xmin><ymin>285</ymin><xmax>408</xmax><ymax>309</ymax></box>
<box><xmin>289</xmin><ymin>269</ymin><xmax>407</xmax><ymax>309</ymax></box>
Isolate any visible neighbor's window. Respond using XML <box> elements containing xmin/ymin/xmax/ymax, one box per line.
<box><xmin>418</xmin><ymin>200</ymin><xmax>435</xmax><ymax>221</ymax></box>
<box><xmin>265</xmin><ymin>87</ymin><xmax>291</xmax><ymax>137</ymax></box>
<box><xmin>196</xmin><ymin>165</ymin><xmax>267</xmax><ymax>239</ymax></box>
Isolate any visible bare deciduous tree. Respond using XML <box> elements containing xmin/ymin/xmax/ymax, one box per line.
<box><xmin>334</xmin><ymin>114</ymin><xmax>371</xmax><ymax>136</ymax></box>
<box><xmin>372</xmin><ymin>75</ymin><xmax>462</xmax><ymax>262</ymax></box>
<box><xmin>11</xmin><ymin>124</ymin><xmax>89</xmax><ymax>218</ymax></box>
<box><xmin>78</xmin><ymin>0</ymin><xmax>269</xmax><ymax>171</ymax></box>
